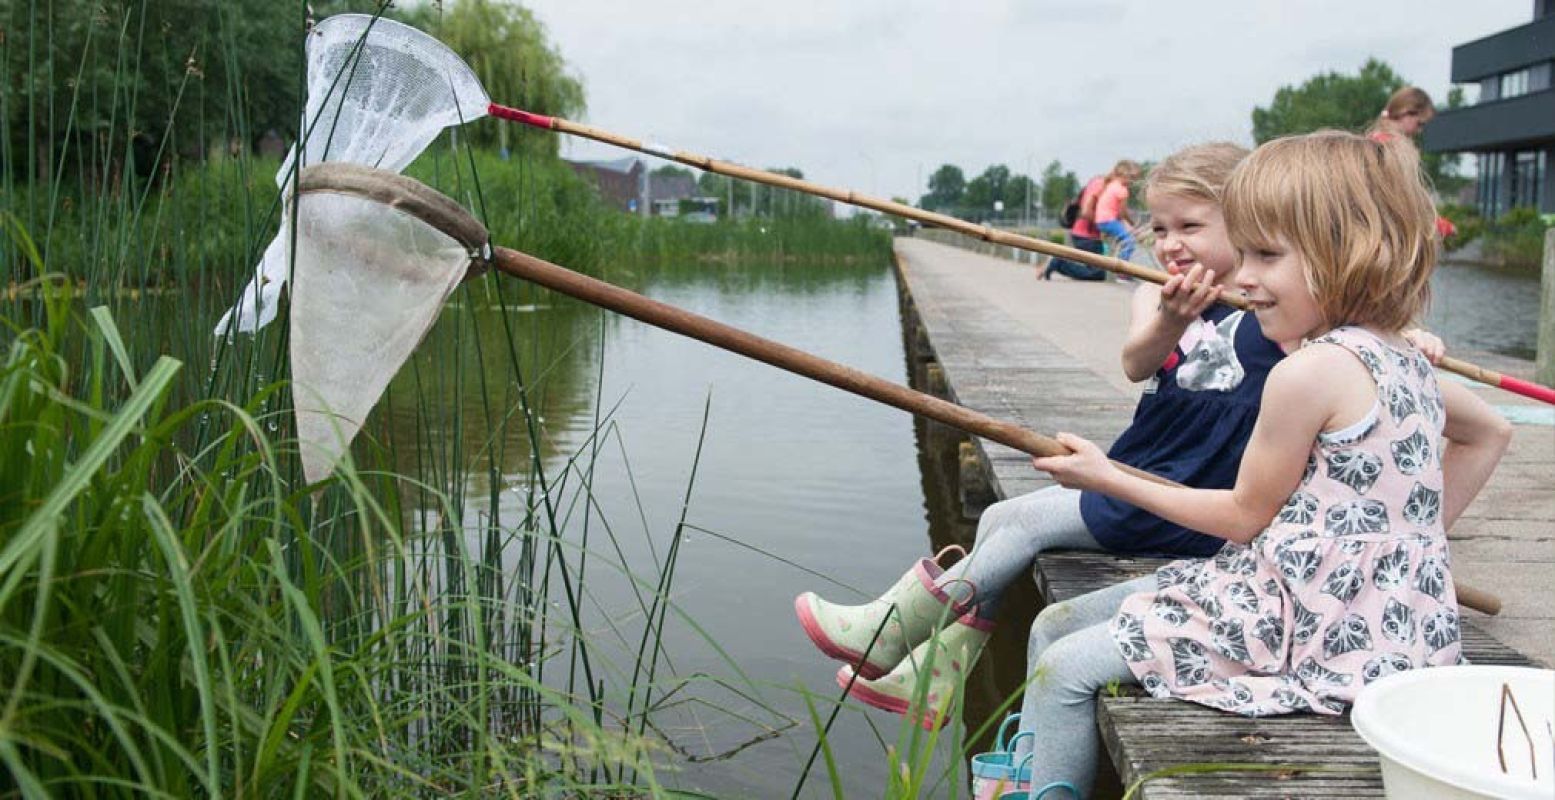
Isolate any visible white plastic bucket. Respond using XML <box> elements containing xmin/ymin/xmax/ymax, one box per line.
<box><xmin>1351</xmin><ymin>665</ymin><xmax>1554</xmax><ymax>800</ymax></box>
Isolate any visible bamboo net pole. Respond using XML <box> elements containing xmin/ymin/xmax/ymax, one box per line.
<box><xmin>488</xmin><ymin>103</ymin><xmax>1555</xmax><ymax>408</ymax></box>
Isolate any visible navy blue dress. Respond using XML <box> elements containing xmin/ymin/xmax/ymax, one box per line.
<box><xmin>1079</xmin><ymin>306</ymin><xmax>1286</xmax><ymax>557</ymax></box>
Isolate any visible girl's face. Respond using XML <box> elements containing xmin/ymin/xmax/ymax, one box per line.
<box><xmin>1147</xmin><ymin>191</ymin><xmax>1238</xmax><ymax>282</ymax></box>
<box><xmin>1391</xmin><ymin>109</ymin><xmax>1431</xmax><ymax>138</ymax></box>
<box><xmin>1234</xmin><ymin>236</ymin><xmax>1324</xmax><ymax>342</ymax></box>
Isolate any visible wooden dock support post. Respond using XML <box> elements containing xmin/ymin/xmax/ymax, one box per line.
<box><xmin>1537</xmin><ymin>228</ymin><xmax>1555</xmax><ymax>388</ymax></box>
<box><xmin>958</xmin><ymin>440</ymin><xmax>996</xmax><ymax>518</ymax></box>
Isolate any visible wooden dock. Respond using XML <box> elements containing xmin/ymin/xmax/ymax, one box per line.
<box><xmin>892</xmin><ymin>235</ymin><xmax>1552</xmax><ymax>798</ymax></box>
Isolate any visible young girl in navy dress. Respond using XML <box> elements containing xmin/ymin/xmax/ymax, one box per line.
<box><xmin>1014</xmin><ymin>131</ymin><xmax>1510</xmax><ymax>797</ymax></box>
<box><xmin>794</xmin><ymin>143</ymin><xmax>1294</xmax><ymax>718</ymax></box>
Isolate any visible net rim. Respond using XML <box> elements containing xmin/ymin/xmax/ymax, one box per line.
<box><xmin>313</xmin><ymin>14</ymin><xmax>490</xmax><ymax>109</ymax></box>
<box><xmin>297</xmin><ymin>163</ymin><xmax>490</xmax><ymax>259</ymax></box>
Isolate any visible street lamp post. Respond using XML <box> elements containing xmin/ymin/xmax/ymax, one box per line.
<box><xmin>1024</xmin><ymin>154</ymin><xmax>1033</xmax><ymax>230</ymax></box>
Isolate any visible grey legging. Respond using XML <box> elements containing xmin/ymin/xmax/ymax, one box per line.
<box><xmin>938</xmin><ymin>485</ymin><xmax>1101</xmax><ymax>617</ymax></box>
<box><xmin>1015</xmin><ymin>575</ymin><xmax>1154</xmax><ymax>798</ymax></box>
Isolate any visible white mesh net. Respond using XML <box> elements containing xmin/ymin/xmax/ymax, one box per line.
<box><xmin>215</xmin><ymin>14</ymin><xmax>489</xmax><ymax>335</ymax></box>
<box><xmin>289</xmin><ymin>190</ymin><xmax>474</xmax><ymax>484</ymax></box>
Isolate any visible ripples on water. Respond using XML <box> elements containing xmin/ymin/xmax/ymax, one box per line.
<box><xmin>438</xmin><ymin>259</ymin><xmax>966</xmax><ymax>797</ymax></box>
<box><xmin>1426</xmin><ymin>261</ymin><xmax>1541</xmax><ymax>360</ymax></box>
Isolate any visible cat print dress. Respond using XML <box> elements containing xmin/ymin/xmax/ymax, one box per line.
<box><xmin>1108</xmin><ymin>327</ymin><xmax>1462</xmax><ymax>716</ymax></box>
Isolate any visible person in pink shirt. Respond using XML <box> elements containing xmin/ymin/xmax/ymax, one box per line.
<box><xmin>1043</xmin><ymin>173</ymin><xmax>1108</xmax><ymax>280</ymax></box>
<box><xmin>1094</xmin><ymin>159</ymin><xmax>1142</xmax><ymax>263</ymax></box>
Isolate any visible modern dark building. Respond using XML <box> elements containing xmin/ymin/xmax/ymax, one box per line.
<box><xmin>1423</xmin><ymin>0</ymin><xmax>1555</xmax><ymax>217</ymax></box>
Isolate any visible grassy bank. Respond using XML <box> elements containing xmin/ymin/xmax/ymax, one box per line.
<box><xmin>4</xmin><ymin>148</ymin><xmax>892</xmax><ymax>294</ymax></box>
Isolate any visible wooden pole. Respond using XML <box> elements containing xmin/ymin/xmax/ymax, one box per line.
<box><xmin>1537</xmin><ymin>228</ymin><xmax>1555</xmax><ymax>389</ymax></box>
<box><xmin>487</xmin><ymin>245</ymin><xmax>1167</xmax><ymax>482</ymax></box>
<box><xmin>488</xmin><ymin>103</ymin><xmax>1555</xmax><ymax>407</ymax></box>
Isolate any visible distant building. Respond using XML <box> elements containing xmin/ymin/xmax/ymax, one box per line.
<box><xmin>565</xmin><ymin>157</ymin><xmax>715</xmax><ymax>218</ymax></box>
<box><xmin>1423</xmin><ymin>0</ymin><xmax>1555</xmax><ymax>216</ymax></box>
<box><xmin>647</xmin><ymin>171</ymin><xmax>698</xmax><ymax>217</ymax></box>
<box><xmin>566</xmin><ymin>156</ymin><xmax>647</xmax><ymax>214</ymax></box>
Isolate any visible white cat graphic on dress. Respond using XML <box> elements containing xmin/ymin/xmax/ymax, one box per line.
<box><xmin>1176</xmin><ymin>311</ymin><xmax>1248</xmax><ymax>392</ymax></box>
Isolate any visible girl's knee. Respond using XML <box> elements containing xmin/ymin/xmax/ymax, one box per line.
<box><xmin>974</xmin><ymin>498</ymin><xmax>1019</xmax><ymax>538</ymax></box>
<box><xmin>1030</xmin><ymin>632</ymin><xmax>1110</xmax><ymax>705</ymax></box>
<box><xmin>1030</xmin><ymin>602</ymin><xmax>1077</xmax><ymax>648</ymax></box>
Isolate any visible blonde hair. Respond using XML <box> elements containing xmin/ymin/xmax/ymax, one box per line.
<box><xmin>1144</xmin><ymin>142</ymin><xmax>1249</xmax><ymax>204</ymax></box>
<box><xmin>1107</xmin><ymin>159</ymin><xmax>1142</xmax><ymax>182</ymax></box>
<box><xmin>1223</xmin><ymin>130</ymin><xmax>1437</xmax><ymax>333</ymax></box>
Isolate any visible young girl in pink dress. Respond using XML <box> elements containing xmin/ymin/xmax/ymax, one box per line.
<box><xmin>1013</xmin><ymin>130</ymin><xmax>1512</xmax><ymax>797</ymax></box>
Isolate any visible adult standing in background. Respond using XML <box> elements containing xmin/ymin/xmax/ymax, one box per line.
<box><xmin>1368</xmin><ymin>86</ymin><xmax>1434</xmax><ymax>143</ymax></box>
<box><xmin>1368</xmin><ymin>86</ymin><xmax>1457</xmax><ymax>240</ymax></box>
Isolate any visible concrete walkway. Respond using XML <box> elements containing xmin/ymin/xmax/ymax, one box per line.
<box><xmin>895</xmin><ymin>236</ymin><xmax>1554</xmax><ymax>666</ymax></box>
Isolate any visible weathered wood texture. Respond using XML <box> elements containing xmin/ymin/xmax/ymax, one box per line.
<box><xmin>892</xmin><ymin>238</ymin><xmax>1547</xmax><ymax>800</ymax></box>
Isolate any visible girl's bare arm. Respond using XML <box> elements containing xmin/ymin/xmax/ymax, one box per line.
<box><xmin>1437</xmin><ymin>379</ymin><xmax>1512</xmax><ymax>529</ymax></box>
<box><xmin>1036</xmin><ymin>347</ymin><xmax>1356</xmax><ymax>544</ymax></box>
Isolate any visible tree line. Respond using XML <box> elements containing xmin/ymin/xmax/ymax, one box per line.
<box><xmin>916</xmin><ymin>57</ymin><xmax>1469</xmax><ymax>225</ymax></box>
<box><xmin>2</xmin><ymin>0</ymin><xmax>583</xmax><ymax>184</ymax></box>
<box><xmin>919</xmin><ymin>160</ymin><xmax>1083</xmax><ymax>222</ymax></box>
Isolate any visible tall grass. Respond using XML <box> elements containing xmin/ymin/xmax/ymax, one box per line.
<box><xmin>0</xmin><ymin>286</ymin><xmax>693</xmax><ymax>795</ymax></box>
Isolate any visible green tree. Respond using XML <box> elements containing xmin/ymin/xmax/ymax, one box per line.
<box><xmin>401</xmin><ymin>0</ymin><xmax>584</xmax><ymax>155</ymax></box>
<box><xmin>1005</xmin><ymin>174</ymin><xmax>1039</xmax><ymax>216</ymax></box>
<box><xmin>920</xmin><ymin>164</ymin><xmax>965</xmax><ymax>212</ymax></box>
<box><xmin>1251</xmin><ymin>58</ymin><xmax>1404</xmax><ymax>143</ymax></box>
<box><xmin>1251</xmin><ymin>57</ymin><xmax>1462</xmax><ymax>192</ymax></box>
<box><xmin>6</xmin><ymin>0</ymin><xmax>302</xmax><ymax>180</ymax></box>
<box><xmin>1039</xmin><ymin>160</ymin><xmax>1079</xmax><ymax>216</ymax></box>
<box><xmin>4</xmin><ymin>0</ymin><xmax>588</xmax><ymax>182</ymax></box>
<box><xmin>964</xmin><ymin>164</ymin><xmax>1011</xmax><ymax>215</ymax></box>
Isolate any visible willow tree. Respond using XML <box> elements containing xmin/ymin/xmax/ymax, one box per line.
<box><xmin>399</xmin><ymin>0</ymin><xmax>585</xmax><ymax>156</ymax></box>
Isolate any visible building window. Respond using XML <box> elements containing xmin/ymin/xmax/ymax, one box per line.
<box><xmin>1478</xmin><ymin>152</ymin><xmax>1505</xmax><ymax>218</ymax></box>
<box><xmin>1509</xmin><ymin>150</ymin><xmax>1545</xmax><ymax>210</ymax></box>
<box><xmin>1499</xmin><ymin>68</ymin><xmax>1530</xmax><ymax>99</ymax></box>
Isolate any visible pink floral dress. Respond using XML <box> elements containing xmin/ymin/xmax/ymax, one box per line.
<box><xmin>1109</xmin><ymin>327</ymin><xmax>1462</xmax><ymax>716</ymax></box>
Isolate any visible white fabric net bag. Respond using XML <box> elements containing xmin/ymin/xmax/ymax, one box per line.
<box><xmin>215</xmin><ymin>14</ymin><xmax>489</xmax><ymax>335</ymax></box>
<box><xmin>289</xmin><ymin>163</ymin><xmax>488</xmax><ymax>483</ymax></box>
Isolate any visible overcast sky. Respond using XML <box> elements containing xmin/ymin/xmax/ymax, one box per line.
<box><xmin>521</xmin><ymin>0</ymin><xmax>1531</xmax><ymax>207</ymax></box>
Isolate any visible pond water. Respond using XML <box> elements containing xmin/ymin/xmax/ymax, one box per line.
<box><xmin>1426</xmin><ymin>259</ymin><xmax>1542</xmax><ymax>361</ymax></box>
<box><xmin>392</xmin><ymin>257</ymin><xmax>998</xmax><ymax>797</ymax></box>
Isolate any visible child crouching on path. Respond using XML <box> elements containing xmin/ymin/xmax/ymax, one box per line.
<box><xmin>1017</xmin><ymin>131</ymin><xmax>1511</xmax><ymax>797</ymax></box>
<box><xmin>794</xmin><ymin>142</ymin><xmax>1290</xmax><ymax>715</ymax></box>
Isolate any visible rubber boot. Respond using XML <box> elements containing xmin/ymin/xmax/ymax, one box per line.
<box><xmin>836</xmin><ymin>610</ymin><xmax>993</xmax><ymax>730</ymax></box>
<box><xmin>794</xmin><ymin>545</ymin><xmax>972</xmax><ymax>680</ymax></box>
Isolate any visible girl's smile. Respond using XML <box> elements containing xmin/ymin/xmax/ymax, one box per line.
<box><xmin>1234</xmin><ymin>239</ymin><xmax>1324</xmax><ymax>342</ymax></box>
<box><xmin>1147</xmin><ymin>192</ymin><xmax>1238</xmax><ymax>282</ymax></box>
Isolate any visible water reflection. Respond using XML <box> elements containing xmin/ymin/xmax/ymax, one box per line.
<box><xmin>1427</xmin><ymin>261</ymin><xmax>1541</xmax><ymax>360</ymax></box>
<box><xmin>374</xmin><ymin>257</ymin><xmax>974</xmax><ymax>796</ymax></box>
